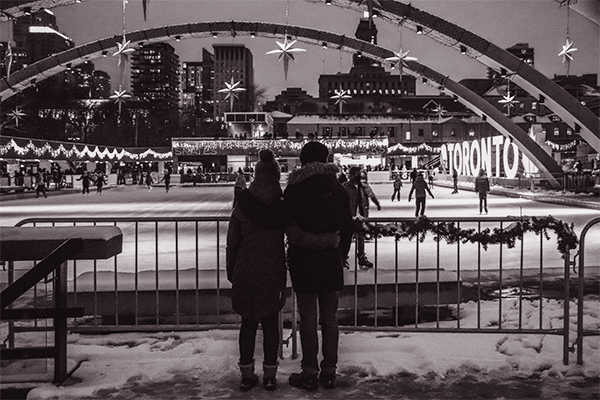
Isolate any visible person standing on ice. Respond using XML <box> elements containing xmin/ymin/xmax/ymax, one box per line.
<box><xmin>144</xmin><ymin>172</ymin><xmax>153</xmax><ymax>191</ymax></box>
<box><xmin>343</xmin><ymin>166</ymin><xmax>381</xmax><ymax>269</ymax></box>
<box><xmin>283</xmin><ymin>142</ymin><xmax>353</xmax><ymax>391</ymax></box>
<box><xmin>227</xmin><ymin>149</ymin><xmax>341</xmax><ymax>392</ymax></box>
<box><xmin>159</xmin><ymin>169</ymin><xmax>171</xmax><ymax>193</ymax></box>
<box><xmin>408</xmin><ymin>172</ymin><xmax>434</xmax><ymax>218</ymax></box>
<box><xmin>474</xmin><ymin>168</ymin><xmax>490</xmax><ymax>214</ymax></box>
<box><xmin>233</xmin><ymin>168</ymin><xmax>247</xmax><ymax>208</ymax></box>
<box><xmin>452</xmin><ymin>168</ymin><xmax>459</xmax><ymax>194</ymax></box>
<box><xmin>77</xmin><ymin>171</ymin><xmax>92</xmax><ymax>195</ymax></box>
<box><xmin>94</xmin><ymin>171</ymin><xmax>107</xmax><ymax>195</ymax></box>
<box><xmin>391</xmin><ymin>175</ymin><xmax>403</xmax><ymax>201</ymax></box>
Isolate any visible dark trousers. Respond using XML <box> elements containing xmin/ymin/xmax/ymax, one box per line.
<box><xmin>391</xmin><ymin>188</ymin><xmax>401</xmax><ymax>201</ymax></box>
<box><xmin>296</xmin><ymin>291</ymin><xmax>339</xmax><ymax>374</ymax></box>
<box><xmin>239</xmin><ymin>313</ymin><xmax>279</xmax><ymax>366</ymax></box>
<box><xmin>479</xmin><ymin>193</ymin><xmax>488</xmax><ymax>212</ymax></box>
<box><xmin>415</xmin><ymin>196</ymin><xmax>426</xmax><ymax>217</ymax></box>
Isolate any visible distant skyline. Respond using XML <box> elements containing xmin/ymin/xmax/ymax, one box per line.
<box><xmin>3</xmin><ymin>0</ymin><xmax>599</xmax><ymax>100</ymax></box>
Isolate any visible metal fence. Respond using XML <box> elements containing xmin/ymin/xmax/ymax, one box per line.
<box><xmin>6</xmin><ymin>215</ymin><xmax>599</xmax><ymax>365</ymax></box>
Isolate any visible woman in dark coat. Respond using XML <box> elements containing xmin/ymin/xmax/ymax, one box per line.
<box><xmin>227</xmin><ymin>149</ymin><xmax>340</xmax><ymax>392</ymax></box>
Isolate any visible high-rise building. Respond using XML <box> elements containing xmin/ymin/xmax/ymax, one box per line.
<box><xmin>70</xmin><ymin>61</ymin><xmax>111</xmax><ymax>99</ymax></box>
<box><xmin>11</xmin><ymin>9</ymin><xmax>73</xmax><ymax>71</ymax></box>
<box><xmin>180</xmin><ymin>48</ymin><xmax>215</xmax><ymax>122</ymax></box>
<box><xmin>131</xmin><ymin>42</ymin><xmax>180</xmax><ymax>109</ymax></box>
<box><xmin>318</xmin><ymin>18</ymin><xmax>415</xmax><ymax>101</ymax></box>
<box><xmin>181</xmin><ymin>61</ymin><xmax>203</xmax><ymax>113</ymax></box>
<box><xmin>93</xmin><ymin>70</ymin><xmax>111</xmax><ymax>99</ymax></box>
<box><xmin>212</xmin><ymin>44</ymin><xmax>254</xmax><ymax>121</ymax></box>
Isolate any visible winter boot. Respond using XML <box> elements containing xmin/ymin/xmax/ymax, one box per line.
<box><xmin>289</xmin><ymin>370</ymin><xmax>318</xmax><ymax>391</ymax></box>
<box><xmin>319</xmin><ymin>370</ymin><xmax>336</xmax><ymax>389</ymax></box>
<box><xmin>239</xmin><ymin>361</ymin><xmax>259</xmax><ymax>392</ymax></box>
<box><xmin>358</xmin><ymin>253</ymin><xmax>373</xmax><ymax>269</ymax></box>
<box><xmin>263</xmin><ymin>362</ymin><xmax>278</xmax><ymax>391</ymax></box>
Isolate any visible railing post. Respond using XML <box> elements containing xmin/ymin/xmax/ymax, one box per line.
<box><xmin>562</xmin><ymin>249</ymin><xmax>571</xmax><ymax>366</ymax></box>
<box><xmin>291</xmin><ymin>290</ymin><xmax>298</xmax><ymax>360</ymax></box>
<box><xmin>53</xmin><ymin>260</ymin><xmax>68</xmax><ymax>384</ymax></box>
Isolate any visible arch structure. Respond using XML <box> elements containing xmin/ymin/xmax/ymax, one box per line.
<box><xmin>326</xmin><ymin>0</ymin><xmax>599</xmax><ymax>152</ymax></box>
<box><xmin>0</xmin><ymin>21</ymin><xmax>562</xmax><ymax>188</ymax></box>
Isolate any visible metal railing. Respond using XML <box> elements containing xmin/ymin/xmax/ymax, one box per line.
<box><xmin>8</xmin><ymin>215</ymin><xmax>598</xmax><ymax>365</ymax></box>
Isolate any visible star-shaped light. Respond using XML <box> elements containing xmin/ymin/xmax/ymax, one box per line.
<box><xmin>218</xmin><ymin>77</ymin><xmax>246</xmax><ymax>111</ymax></box>
<box><xmin>385</xmin><ymin>49</ymin><xmax>418</xmax><ymax>76</ymax></box>
<box><xmin>113</xmin><ymin>35</ymin><xmax>135</xmax><ymax>66</ymax></box>
<box><xmin>558</xmin><ymin>38</ymin><xmax>578</xmax><ymax>63</ymax></box>
<box><xmin>266</xmin><ymin>36</ymin><xmax>307</xmax><ymax>80</ymax></box>
<box><xmin>110</xmin><ymin>87</ymin><xmax>131</xmax><ymax>115</ymax></box>
<box><xmin>330</xmin><ymin>87</ymin><xmax>352</xmax><ymax>114</ymax></box>
<box><xmin>499</xmin><ymin>92</ymin><xmax>519</xmax><ymax>116</ymax></box>
<box><xmin>432</xmin><ymin>103</ymin><xmax>446</xmax><ymax>119</ymax></box>
<box><xmin>7</xmin><ymin>107</ymin><xmax>26</xmax><ymax>127</ymax></box>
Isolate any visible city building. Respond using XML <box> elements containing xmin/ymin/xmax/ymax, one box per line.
<box><xmin>212</xmin><ymin>44</ymin><xmax>254</xmax><ymax>122</ymax></box>
<box><xmin>180</xmin><ymin>48</ymin><xmax>215</xmax><ymax>124</ymax></box>
<box><xmin>318</xmin><ymin>18</ymin><xmax>416</xmax><ymax>101</ymax></box>
<box><xmin>71</xmin><ymin>61</ymin><xmax>111</xmax><ymax>99</ymax></box>
<box><xmin>131</xmin><ymin>42</ymin><xmax>180</xmax><ymax>109</ymax></box>
<box><xmin>9</xmin><ymin>8</ymin><xmax>73</xmax><ymax>71</ymax></box>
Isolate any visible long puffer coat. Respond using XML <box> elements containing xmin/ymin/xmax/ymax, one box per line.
<box><xmin>226</xmin><ymin>175</ymin><xmax>286</xmax><ymax>321</ymax></box>
<box><xmin>283</xmin><ymin>162</ymin><xmax>353</xmax><ymax>294</ymax></box>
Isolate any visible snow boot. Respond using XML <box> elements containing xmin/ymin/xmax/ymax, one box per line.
<box><xmin>289</xmin><ymin>370</ymin><xmax>318</xmax><ymax>391</ymax></box>
<box><xmin>239</xmin><ymin>361</ymin><xmax>258</xmax><ymax>392</ymax></box>
<box><xmin>263</xmin><ymin>362</ymin><xmax>278</xmax><ymax>391</ymax></box>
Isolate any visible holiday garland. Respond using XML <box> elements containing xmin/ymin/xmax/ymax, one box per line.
<box><xmin>362</xmin><ymin>216</ymin><xmax>578</xmax><ymax>258</ymax></box>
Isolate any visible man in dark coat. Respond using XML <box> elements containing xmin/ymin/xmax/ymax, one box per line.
<box><xmin>283</xmin><ymin>142</ymin><xmax>354</xmax><ymax>390</ymax></box>
<box><xmin>474</xmin><ymin>168</ymin><xmax>490</xmax><ymax>214</ymax></box>
<box><xmin>408</xmin><ymin>172</ymin><xmax>434</xmax><ymax>218</ymax></box>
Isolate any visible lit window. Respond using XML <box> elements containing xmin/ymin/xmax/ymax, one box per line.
<box><xmin>567</xmin><ymin>128</ymin><xmax>572</xmax><ymax>135</ymax></box>
<box><xmin>554</xmin><ymin>127</ymin><xmax>560</xmax><ymax>136</ymax></box>
<box><xmin>405</xmin><ymin>131</ymin><xmax>411</xmax><ymax>140</ymax></box>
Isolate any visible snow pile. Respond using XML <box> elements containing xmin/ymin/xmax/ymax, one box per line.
<box><xmin>6</xmin><ymin>298</ymin><xmax>598</xmax><ymax>399</ymax></box>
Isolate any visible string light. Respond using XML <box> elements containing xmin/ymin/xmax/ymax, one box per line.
<box><xmin>0</xmin><ymin>139</ymin><xmax>172</xmax><ymax>161</ymax></box>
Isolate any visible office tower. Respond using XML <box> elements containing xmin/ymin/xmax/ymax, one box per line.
<box><xmin>212</xmin><ymin>44</ymin><xmax>254</xmax><ymax>121</ymax></box>
<box><xmin>11</xmin><ymin>8</ymin><xmax>73</xmax><ymax>71</ymax></box>
<box><xmin>131</xmin><ymin>42</ymin><xmax>180</xmax><ymax>109</ymax></box>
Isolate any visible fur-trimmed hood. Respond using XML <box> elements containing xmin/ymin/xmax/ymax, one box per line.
<box><xmin>288</xmin><ymin>162</ymin><xmax>339</xmax><ymax>186</ymax></box>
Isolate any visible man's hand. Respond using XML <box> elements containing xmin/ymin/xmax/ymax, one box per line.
<box><xmin>408</xmin><ymin>197</ymin><xmax>412</xmax><ymax>202</ymax></box>
<box><xmin>377</xmin><ymin>204</ymin><xmax>381</xmax><ymax>211</ymax></box>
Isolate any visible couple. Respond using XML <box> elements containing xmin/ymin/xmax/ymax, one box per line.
<box><xmin>226</xmin><ymin>142</ymin><xmax>354</xmax><ymax>392</ymax></box>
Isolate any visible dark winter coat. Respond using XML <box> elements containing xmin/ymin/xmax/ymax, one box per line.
<box><xmin>283</xmin><ymin>162</ymin><xmax>353</xmax><ymax>294</ymax></box>
<box><xmin>226</xmin><ymin>176</ymin><xmax>287</xmax><ymax>321</ymax></box>
<box><xmin>475</xmin><ymin>175</ymin><xmax>490</xmax><ymax>194</ymax></box>
<box><xmin>408</xmin><ymin>175</ymin><xmax>434</xmax><ymax>199</ymax></box>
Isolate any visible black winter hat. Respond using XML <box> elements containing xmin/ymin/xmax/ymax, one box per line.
<box><xmin>300</xmin><ymin>141</ymin><xmax>329</xmax><ymax>165</ymax></box>
<box><xmin>255</xmin><ymin>149</ymin><xmax>280</xmax><ymax>180</ymax></box>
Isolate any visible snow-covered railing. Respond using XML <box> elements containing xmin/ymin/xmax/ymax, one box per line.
<box><xmin>10</xmin><ymin>215</ymin><xmax>594</xmax><ymax>366</ymax></box>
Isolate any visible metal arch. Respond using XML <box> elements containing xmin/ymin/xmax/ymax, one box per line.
<box><xmin>0</xmin><ymin>21</ymin><xmax>562</xmax><ymax>188</ymax></box>
<box><xmin>331</xmin><ymin>0</ymin><xmax>599</xmax><ymax>152</ymax></box>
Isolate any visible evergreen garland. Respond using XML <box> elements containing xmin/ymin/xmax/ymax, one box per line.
<box><xmin>362</xmin><ymin>216</ymin><xmax>578</xmax><ymax>258</ymax></box>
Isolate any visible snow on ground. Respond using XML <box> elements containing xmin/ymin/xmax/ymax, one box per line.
<box><xmin>4</xmin><ymin>297</ymin><xmax>597</xmax><ymax>399</ymax></box>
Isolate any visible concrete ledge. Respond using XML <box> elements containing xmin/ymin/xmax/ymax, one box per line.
<box><xmin>0</xmin><ymin>226</ymin><xmax>123</xmax><ymax>261</ymax></box>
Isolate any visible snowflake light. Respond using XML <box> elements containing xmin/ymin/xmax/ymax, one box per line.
<box><xmin>330</xmin><ymin>88</ymin><xmax>352</xmax><ymax>114</ymax></box>
<box><xmin>499</xmin><ymin>92</ymin><xmax>519</xmax><ymax>116</ymax></box>
<box><xmin>266</xmin><ymin>36</ymin><xmax>307</xmax><ymax>80</ymax></box>
<box><xmin>558</xmin><ymin>38</ymin><xmax>578</xmax><ymax>63</ymax></box>
<box><xmin>7</xmin><ymin>107</ymin><xmax>26</xmax><ymax>127</ymax></box>
<box><xmin>113</xmin><ymin>36</ymin><xmax>135</xmax><ymax>66</ymax></box>
<box><xmin>385</xmin><ymin>49</ymin><xmax>417</xmax><ymax>77</ymax></box>
<box><xmin>110</xmin><ymin>87</ymin><xmax>131</xmax><ymax>115</ymax></box>
<box><xmin>218</xmin><ymin>77</ymin><xmax>246</xmax><ymax>111</ymax></box>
